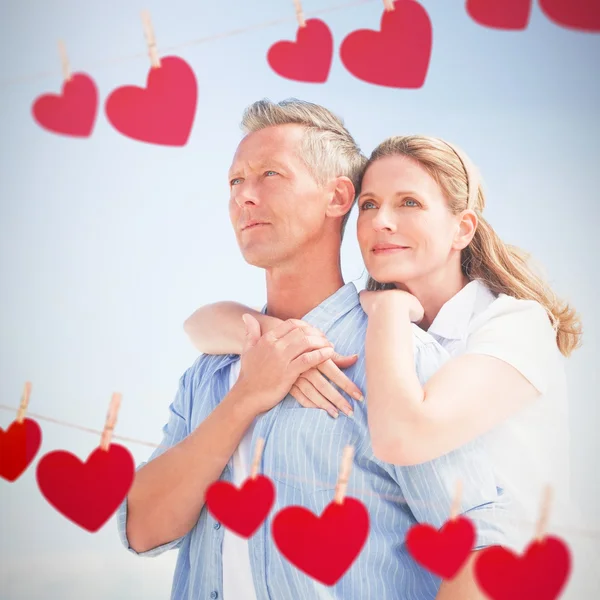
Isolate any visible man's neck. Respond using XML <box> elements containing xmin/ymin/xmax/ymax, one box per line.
<box><xmin>265</xmin><ymin>255</ymin><xmax>345</xmax><ymax>321</ymax></box>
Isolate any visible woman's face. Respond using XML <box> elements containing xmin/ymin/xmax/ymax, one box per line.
<box><xmin>357</xmin><ymin>155</ymin><xmax>464</xmax><ymax>288</ymax></box>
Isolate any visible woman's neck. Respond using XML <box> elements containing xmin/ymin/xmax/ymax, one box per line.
<box><xmin>397</xmin><ymin>266</ymin><xmax>469</xmax><ymax>331</ymax></box>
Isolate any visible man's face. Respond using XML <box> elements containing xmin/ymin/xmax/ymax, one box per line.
<box><xmin>228</xmin><ymin>124</ymin><xmax>330</xmax><ymax>268</ymax></box>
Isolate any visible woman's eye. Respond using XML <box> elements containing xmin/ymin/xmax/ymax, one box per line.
<box><xmin>404</xmin><ymin>198</ymin><xmax>419</xmax><ymax>207</ymax></box>
<box><xmin>360</xmin><ymin>201</ymin><xmax>376</xmax><ymax>210</ymax></box>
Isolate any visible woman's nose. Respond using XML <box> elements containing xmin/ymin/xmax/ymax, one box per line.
<box><xmin>371</xmin><ymin>207</ymin><xmax>396</xmax><ymax>232</ymax></box>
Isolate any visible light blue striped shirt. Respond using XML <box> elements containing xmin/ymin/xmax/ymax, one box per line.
<box><xmin>117</xmin><ymin>282</ymin><xmax>510</xmax><ymax>599</ymax></box>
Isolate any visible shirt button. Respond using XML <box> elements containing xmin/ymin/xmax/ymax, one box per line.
<box><xmin>210</xmin><ymin>592</ymin><xmax>218</xmax><ymax>599</ymax></box>
<box><xmin>213</xmin><ymin>522</ymin><xmax>221</xmax><ymax>530</ymax></box>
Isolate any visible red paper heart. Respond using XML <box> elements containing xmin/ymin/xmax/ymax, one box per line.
<box><xmin>474</xmin><ymin>536</ymin><xmax>572</xmax><ymax>600</ymax></box>
<box><xmin>272</xmin><ymin>497</ymin><xmax>370</xmax><ymax>586</ymax></box>
<box><xmin>539</xmin><ymin>0</ymin><xmax>600</xmax><ymax>32</ymax></box>
<box><xmin>205</xmin><ymin>475</ymin><xmax>275</xmax><ymax>538</ymax></box>
<box><xmin>36</xmin><ymin>443</ymin><xmax>134</xmax><ymax>532</ymax></box>
<box><xmin>267</xmin><ymin>19</ymin><xmax>333</xmax><ymax>83</ymax></box>
<box><xmin>340</xmin><ymin>0</ymin><xmax>432</xmax><ymax>88</ymax></box>
<box><xmin>0</xmin><ymin>418</ymin><xmax>42</xmax><ymax>482</ymax></box>
<box><xmin>32</xmin><ymin>73</ymin><xmax>98</xmax><ymax>137</ymax></box>
<box><xmin>466</xmin><ymin>0</ymin><xmax>532</xmax><ymax>30</ymax></box>
<box><xmin>406</xmin><ymin>516</ymin><xmax>475</xmax><ymax>579</ymax></box>
<box><xmin>105</xmin><ymin>56</ymin><xmax>197</xmax><ymax>146</ymax></box>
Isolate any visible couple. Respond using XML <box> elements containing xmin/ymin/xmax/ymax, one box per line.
<box><xmin>118</xmin><ymin>98</ymin><xmax>581</xmax><ymax>600</ymax></box>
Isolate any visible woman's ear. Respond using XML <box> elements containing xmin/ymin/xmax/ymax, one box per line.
<box><xmin>325</xmin><ymin>176</ymin><xmax>356</xmax><ymax>219</ymax></box>
<box><xmin>453</xmin><ymin>210</ymin><xmax>478</xmax><ymax>250</ymax></box>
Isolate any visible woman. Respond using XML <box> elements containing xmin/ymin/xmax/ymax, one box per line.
<box><xmin>184</xmin><ymin>135</ymin><xmax>582</xmax><ymax>546</ymax></box>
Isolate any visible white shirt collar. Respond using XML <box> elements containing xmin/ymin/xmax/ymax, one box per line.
<box><xmin>426</xmin><ymin>279</ymin><xmax>496</xmax><ymax>341</ymax></box>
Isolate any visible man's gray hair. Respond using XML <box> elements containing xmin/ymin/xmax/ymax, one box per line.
<box><xmin>241</xmin><ymin>98</ymin><xmax>367</xmax><ymax>238</ymax></box>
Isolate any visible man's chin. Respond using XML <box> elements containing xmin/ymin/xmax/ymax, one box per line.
<box><xmin>240</xmin><ymin>250</ymin><xmax>278</xmax><ymax>269</ymax></box>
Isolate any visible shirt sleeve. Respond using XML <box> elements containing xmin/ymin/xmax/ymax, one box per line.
<box><xmin>411</xmin><ymin>325</ymin><xmax>452</xmax><ymax>385</ymax></box>
<box><xmin>399</xmin><ymin>333</ymin><xmax>511</xmax><ymax>549</ymax></box>
<box><xmin>116</xmin><ymin>366</ymin><xmax>194</xmax><ymax>557</ymax></box>
<box><xmin>392</xmin><ymin>440</ymin><xmax>512</xmax><ymax>550</ymax></box>
<box><xmin>464</xmin><ymin>296</ymin><xmax>557</xmax><ymax>395</ymax></box>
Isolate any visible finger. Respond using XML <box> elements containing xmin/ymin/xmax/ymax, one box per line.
<box><xmin>290</xmin><ymin>385</ymin><xmax>320</xmax><ymax>409</ymax></box>
<box><xmin>242</xmin><ymin>314</ymin><xmax>261</xmax><ymax>352</ymax></box>
<box><xmin>264</xmin><ymin>318</ymin><xmax>304</xmax><ymax>343</ymax></box>
<box><xmin>278</xmin><ymin>328</ymin><xmax>333</xmax><ymax>360</ymax></box>
<box><xmin>290</xmin><ymin>346</ymin><xmax>335</xmax><ymax>374</ymax></box>
<box><xmin>294</xmin><ymin>376</ymin><xmax>339</xmax><ymax>419</ymax></box>
<box><xmin>303</xmin><ymin>370</ymin><xmax>353</xmax><ymax>417</ymax></box>
<box><xmin>318</xmin><ymin>359</ymin><xmax>364</xmax><ymax>401</ymax></box>
<box><xmin>283</xmin><ymin>319</ymin><xmax>329</xmax><ymax>341</ymax></box>
<box><xmin>331</xmin><ymin>353</ymin><xmax>359</xmax><ymax>369</ymax></box>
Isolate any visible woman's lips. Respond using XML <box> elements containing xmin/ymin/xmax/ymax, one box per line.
<box><xmin>372</xmin><ymin>246</ymin><xmax>409</xmax><ymax>255</ymax></box>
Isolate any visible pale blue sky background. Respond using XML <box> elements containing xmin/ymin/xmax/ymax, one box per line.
<box><xmin>1</xmin><ymin>0</ymin><xmax>599</xmax><ymax>598</ymax></box>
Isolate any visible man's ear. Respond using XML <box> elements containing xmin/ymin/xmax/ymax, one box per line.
<box><xmin>453</xmin><ymin>210</ymin><xmax>478</xmax><ymax>250</ymax></box>
<box><xmin>325</xmin><ymin>176</ymin><xmax>356</xmax><ymax>219</ymax></box>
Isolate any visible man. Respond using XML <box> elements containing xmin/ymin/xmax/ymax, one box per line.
<box><xmin>117</xmin><ymin>98</ymin><xmax>508</xmax><ymax>599</ymax></box>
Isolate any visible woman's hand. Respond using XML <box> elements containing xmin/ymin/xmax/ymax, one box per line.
<box><xmin>236</xmin><ymin>315</ymin><xmax>338</xmax><ymax>416</ymax></box>
<box><xmin>242</xmin><ymin>316</ymin><xmax>363</xmax><ymax>419</ymax></box>
<box><xmin>360</xmin><ymin>289</ymin><xmax>424</xmax><ymax>323</ymax></box>
<box><xmin>276</xmin><ymin>319</ymin><xmax>363</xmax><ymax>418</ymax></box>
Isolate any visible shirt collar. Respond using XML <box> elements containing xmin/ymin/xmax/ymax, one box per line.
<box><xmin>261</xmin><ymin>282</ymin><xmax>360</xmax><ymax>333</ymax></box>
<box><xmin>212</xmin><ymin>283</ymin><xmax>360</xmax><ymax>377</ymax></box>
<box><xmin>426</xmin><ymin>279</ymin><xmax>495</xmax><ymax>341</ymax></box>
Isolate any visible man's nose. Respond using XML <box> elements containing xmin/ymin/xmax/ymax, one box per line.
<box><xmin>234</xmin><ymin>184</ymin><xmax>260</xmax><ymax>208</ymax></box>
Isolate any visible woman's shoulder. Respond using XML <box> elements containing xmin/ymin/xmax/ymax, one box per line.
<box><xmin>469</xmin><ymin>292</ymin><xmax>555</xmax><ymax>340</ymax></box>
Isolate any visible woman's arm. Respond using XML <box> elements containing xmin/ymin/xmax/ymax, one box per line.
<box><xmin>183</xmin><ymin>301</ymin><xmax>281</xmax><ymax>354</ymax></box>
<box><xmin>361</xmin><ymin>290</ymin><xmax>550</xmax><ymax>466</ymax></box>
<box><xmin>183</xmin><ymin>301</ymin><xmax>363</xmax><ymax>415</ymax></box>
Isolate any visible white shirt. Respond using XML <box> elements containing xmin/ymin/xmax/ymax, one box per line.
<box><xmin>222</xmin><ymin>359</ymin><xmax>258</xmax><ymax>600</ymax></box>
<box><xmin>427</xmin><ymin>279</ymin><xmax>571</xmax><ymax>552</ymax></box>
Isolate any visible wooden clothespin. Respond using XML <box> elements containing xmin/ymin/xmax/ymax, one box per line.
<box><xmin>57</xmin><ymin>40</ymin><xmax>71</xmax><ymax>81</ymax></box>
<box><xmin>100</xmin><ymin>392</ymin><xmax>122</xmax><ymax>451</ymax></box>
<box><xmin>334</xmin><ymin>445</ymin><xmax>354</xmax><ymax>504</ymax></box>
<box><xmin>383</xmin><ymin>0</ymin><xmax>395</xmax><ymax>12</ymax></box>
<box><xmin>250</xmin><ymin>438</ymin><xmax>265</xmax><ymax>480</ymax></box>
<box><xmin>16</xmin><ymin>382</ymin><xmax>32</xmax><ymax>424</ymax></box>
<box><xmin>141</xmin><ymin>10</ymin><xmax>161</xmax><ymax>68</ymax></box>
<box><xmin>293</xmin><ymin>0</ymin><xmax>307</xmax><ymax>28</ymax></box>
<box><xmin>449</xmin><ymin>480</ymin><xmax>463</xmax><ymax>521</ymax></box>
<box><xmin>535</xmin><ymin>484</ymin><xmax>553</xmax><ymax>542</ymax></box>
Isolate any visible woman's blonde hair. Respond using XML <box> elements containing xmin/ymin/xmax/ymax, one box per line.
<box><xmin>362</xmin><ymin>135</ymin><xmax>582</xmax><ymax>357</ymax></box>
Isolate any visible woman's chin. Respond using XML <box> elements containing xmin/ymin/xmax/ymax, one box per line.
<box><xmin>368</xmin><ymin>268</ymin><xmax>414</xmax><ymax>287</ymax></box>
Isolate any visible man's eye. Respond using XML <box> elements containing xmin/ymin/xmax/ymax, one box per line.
<box><xmin>265</xmin><ymin>170</ymin><xmax>278</xmax><ymax>177</ymax></box>
<box><xmin>230</xmin><ymin>177</ymin><xmax>243</xmax><ymax>185</ymax></box>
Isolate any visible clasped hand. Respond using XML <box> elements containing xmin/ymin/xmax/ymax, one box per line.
<box><xmin>236</xmin><ymin>315</ymin><xmax>362</xmax><ymax>418</ymax></box>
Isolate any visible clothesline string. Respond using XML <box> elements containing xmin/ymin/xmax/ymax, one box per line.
<box><xmin>0</xmin><ymin>0</ymin><xmax>377</xmax><ymax>88</ymax></box>
<box><xmin>3</xmin><ymin>403</ymin><xmax>599</xmax><ymax>543</ymax></box>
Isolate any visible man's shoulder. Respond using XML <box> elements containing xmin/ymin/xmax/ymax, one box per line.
<box><xmin>180</xmin><ymin>352</ymin><xmax>238</xmax><ymax>389</ymax></box>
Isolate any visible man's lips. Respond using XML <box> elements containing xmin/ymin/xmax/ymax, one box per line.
<box><xmin>241</xmin><ymin>221</ymin><xmax>270</xmax><ymax>231</ymax></box>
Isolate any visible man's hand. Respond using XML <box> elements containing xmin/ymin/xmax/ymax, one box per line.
<box><xmin>235</xmin><ymin>315</ymin><xmax>337</xmax><ymax>415</ymax></box>
<box><xmin>270</xmin><ymin>318</ymin><xmax>363</xmax><ymax>418</ymax></box>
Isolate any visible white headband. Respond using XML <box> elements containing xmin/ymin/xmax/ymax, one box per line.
<box><xmin>442</xmin><ymin>140</ymin><xmax>480</xmax><ymax>210</ymax></box>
